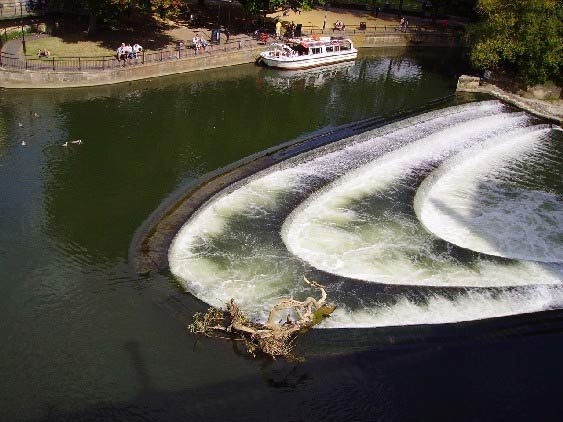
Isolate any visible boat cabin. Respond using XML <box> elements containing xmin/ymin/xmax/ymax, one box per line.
<box><xmin>266</xmin><ymin>37</ymin><xmax>353</xmax><ymax>58</ymax></box>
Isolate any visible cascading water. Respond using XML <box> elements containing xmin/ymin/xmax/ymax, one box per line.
<box><xmin>414</xmin><ymin>126</ymin><xmax>563</xmax><ymax>263</ymax></box>
<box><xmin>169</xmin><ymin>101</ymin><xmax>563</xmax><ymax>328</ymax></box>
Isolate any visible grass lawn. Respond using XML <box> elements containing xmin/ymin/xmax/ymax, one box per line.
<box><xmin>24</xmin><ymin>35</ymin><xmax>116</xmax><ymax>58</ymax></box>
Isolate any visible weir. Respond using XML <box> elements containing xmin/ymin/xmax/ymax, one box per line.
<box><xmin>414</xmin><ymin>126</ymin><xmax>563</xmax><ymax>263</ymax></box>
<box><xmin>167</xmin><ymin>100</ymin><xmax>563</xmax><ymax>328</ymax></box>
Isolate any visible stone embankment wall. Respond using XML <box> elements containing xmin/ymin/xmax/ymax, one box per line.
<box><xmin>0</xmin><ymin>32</ymin><xmax>458</xmax><ymax>89</ymax></box>
<box><xmin>0</xmin><ymin>47</ymin><xmax>265</xmax><ymax>88</ymax></box>
<box><xmin>356</xmin><ymin>31</ymin><xmax>457</xmax><ymax>48</ymax></box>
<box><xmin>457</xmin><ymin>75</ymin><xmax>563</xmax><ymax>125</ymax></box>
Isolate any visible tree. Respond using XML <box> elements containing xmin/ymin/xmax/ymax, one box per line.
<box><xmin>468</xmin><ymin>0</ymin><xmax>563</xmax><ymax>85</ymax></box>
<box><xmin>79</xmin><ymin>0</ymin><xmax>188</xmax><ymax>33</ymax></box>
<box><xmin>238</xmin><ymin>0</ymin><xmax>287</xmax><ymax>16</ymax></box>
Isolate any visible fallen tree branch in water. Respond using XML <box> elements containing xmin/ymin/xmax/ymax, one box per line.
<box><xmin>188</xmin><ymin>277</ymin><xmax>336</xmax><ymax>359</ymax></box>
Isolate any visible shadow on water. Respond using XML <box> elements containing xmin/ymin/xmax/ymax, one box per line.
<box><xmin>32</xmin><ymin>313</ymin><xmax>563</xmax><ymax>421</ymax></box>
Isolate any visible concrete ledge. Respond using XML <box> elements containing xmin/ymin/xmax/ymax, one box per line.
<box><xmin>457</xmin><ymin>75</ymin><xmax>480</xmax><ymax>90</ymax></box>
<box><xmin>457</xmin><ymin>75</ymin><xmax>563</xmax><ymax>125</ymax></box>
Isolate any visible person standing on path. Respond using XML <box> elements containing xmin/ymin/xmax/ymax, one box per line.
<box><xmin>323</xmin><ymin>14</ymin><xmax>327</xmax><ymax>31</ymax></box>
<box><xmin>275</xmin><ymin>20</ymin><xmax>282</xmax><ymax>39</ymax></box>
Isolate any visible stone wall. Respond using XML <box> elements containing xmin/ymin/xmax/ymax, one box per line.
<box><xmin>0</xmin><ymin>47</ymin><xmax>264</xmax><ymax>88</ymax></box>
<box><xmin>356</xmin><ymin>31</ymin><xmax>458</xmax><ymax>48</ymax></box>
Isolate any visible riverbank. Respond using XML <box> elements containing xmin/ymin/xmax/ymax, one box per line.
<box><xmin>1</xmin><ymin>4</ymin><xmax>459</xmax><ymax>89</ymax></box>
<box><xmin>0</xmin><ymin>31</ymin><xmax>457</xmax><ymax>88</ymax></box>
<box><xmin>457</xmin><ymin>75</ymin><xmax>563</xmax><ymax>125</ymax></box>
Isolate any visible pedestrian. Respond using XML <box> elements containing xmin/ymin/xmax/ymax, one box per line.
<box><xmin>375</xmin><ymin>6</ymin><xmax>380</xmax><ymax>18</ymax></box>
<box><xmin>275</xmin><ymin>20</ymin><xmax>282</xmax><ymax>39</ymax></box>
<box><xmin>323</xmin><ymin>14</ymin><xmax>326</xmax><ymax>31</ymax></box>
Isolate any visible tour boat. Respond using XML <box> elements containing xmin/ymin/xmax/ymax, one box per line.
<box><xmin>258</xmin><ymin>36</ymin><xmax>358</xmax><ymax>70</ymax></box>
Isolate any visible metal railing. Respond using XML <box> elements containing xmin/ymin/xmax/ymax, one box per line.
<box><xmin>297</xmin><ymin>24</ymin><xmax>457</xmax><ymax>36</ymax></box>
<box><xmin>0</xmin><ymin>36</ymin><xmax>261</xmax><ymax>72</ymax></box>
<box><xmin>0</xmin><ymin>1</ymin><xmax>43</xmax><ymax>19</ymax></box>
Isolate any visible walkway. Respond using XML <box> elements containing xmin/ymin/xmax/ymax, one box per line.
<box><xmin>1</xmin><ymin>38</ymin><xmax>21</xmax><ymax>55</ymax></box>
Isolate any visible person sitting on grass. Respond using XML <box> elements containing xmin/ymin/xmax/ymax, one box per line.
<box><xmin>37</xmin><ymin>49</ymin><xmax>50</xmax><ymax>58</ymax></box>
<box><xmin>334</xmin><ymin>20</ymin><xmax>345</xmax><ymax>31</ymax></box>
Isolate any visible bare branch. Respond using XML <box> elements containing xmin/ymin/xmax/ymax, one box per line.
<box><xmin>187</xmin><ymin>277</ymin><xmax>335</xmax><ymax>359</ymax></box>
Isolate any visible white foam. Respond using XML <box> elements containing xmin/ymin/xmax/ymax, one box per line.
<box><xmin>282</xmin><ymin>114</ymin><xmax>560</xmax><ymax>287</ymax></box>
<box><xmin>321</xmin><ymin>285</ymin><xmax>563</xmax><ymax>328</ymax></box>
<box><xmin>169</xmin><ymin>101</ymin><xmax>563</xmax><ymax>327</ymax></box>
<box><xmin>415</xmin><ymin>126</ymin><xmax>563</xmax><ymax>263</ymax></box>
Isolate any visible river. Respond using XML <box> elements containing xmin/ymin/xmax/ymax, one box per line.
<box><xmin>1</xmin><ymin>47</ymin><xmax>562</xmax><ymax>421</ymax></box>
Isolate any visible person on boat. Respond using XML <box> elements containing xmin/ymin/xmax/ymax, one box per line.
<box><xmin>275</xmin><ymin>20</ymin><xmax>282</xmax><ymax>39</ymax></box>
<box><xmin>289</xmin><ymin>21</ymin><xmax>296</xmax><ymax>38</ymax></box>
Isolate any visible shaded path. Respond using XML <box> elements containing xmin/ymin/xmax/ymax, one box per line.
<box><xmin>1</xmin><ymin>38</ymin><xmax>22</xmax><ymax>55</ymax></box>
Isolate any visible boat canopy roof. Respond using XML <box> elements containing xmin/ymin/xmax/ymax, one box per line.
<box><xmin>285</xmin><ymin>36</ymin><xmax>353</xmax><ymax>49</ymax></box>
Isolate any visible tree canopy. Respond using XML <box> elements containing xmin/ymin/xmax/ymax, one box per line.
<box><xmin>468</xmin><ymin>0</ymin><xmax>563</xmax><ymax>85</ymax></box>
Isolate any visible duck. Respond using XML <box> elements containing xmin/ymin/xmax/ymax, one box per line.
<box><xmin>18</xmin><ymin>123</ymin><xmax>24</xmax><ymax>128</ymax></box>
<box><xmin>62</xmin><ymin>141</ymin><xmax>68</xmax><ymax>147</ymax></box>
<box><xmin>21</xmin><ymin>140</ymin><xmax>26</xmax><ymax>146</ymax></box>
<box><xmin>71</xmin><ymin>139</ymin><xmax>82</xmax><ymax>145</ymax></box>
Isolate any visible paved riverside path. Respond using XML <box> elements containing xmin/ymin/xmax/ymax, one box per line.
<box><xmin>1</xmin><ymin>38</ymin><xmax>22</xmax><ymax>55</ymax></box>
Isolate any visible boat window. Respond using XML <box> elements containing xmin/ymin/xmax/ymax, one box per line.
<box><xmin>311</xmin><ymin>47</ymin><xmax>322</xmax><ymax>54</ymax></box>
<box><xmin>326</xmin><ymin>46</ymin><xmax>334</xmax><ymax>53</ymax></box>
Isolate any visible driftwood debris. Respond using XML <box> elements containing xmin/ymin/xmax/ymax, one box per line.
<box><xmin>188</xmin><ymin>277</ymin><xmax>336</xmax><ymax>358</ymax></box>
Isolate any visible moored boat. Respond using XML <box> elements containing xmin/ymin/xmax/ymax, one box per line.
<box><xmin>258</xmin><ymin>36</ymin><xmax>358</xmax><ymax>70</ymax></box>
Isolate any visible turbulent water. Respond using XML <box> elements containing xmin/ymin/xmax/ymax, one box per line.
<box><xmin>169</xmin><ymin>101</ymin><xmax>563</xmax><ymax>328</ymax></box>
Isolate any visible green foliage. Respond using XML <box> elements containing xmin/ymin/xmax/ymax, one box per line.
<box><xmin>1</xmin><ymin>28</ymin><xmax>30</xmax><ymax>43</ymax></box>
<box><xmin>468</xmin><ymin>0</ymin><xmax>563</xmax><ymax>84</ymax></box>
<box><xmin>238</xmin><ymin>0</ymin><xmax>287</xmax><ymax>15</ymax></box>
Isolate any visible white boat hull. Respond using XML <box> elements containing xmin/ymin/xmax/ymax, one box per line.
<box><xmin>259</xmin><ymin>51</ymin><xmax>358</xmax><ymax>70</ymax></box>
